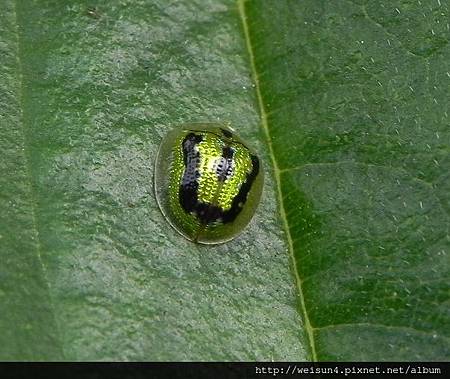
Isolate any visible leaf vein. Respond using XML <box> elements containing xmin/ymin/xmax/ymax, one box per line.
<box><xmin>13</xmin><ymin>0</ymin><xmax>65</xmax><ymax>359</ymax></box>
<box><xmin>238</xmin><ymin>0</ymin><xmax>317</xmax><ymax>361</ymax></box>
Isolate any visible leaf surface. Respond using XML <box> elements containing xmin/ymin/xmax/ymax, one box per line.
<box><xmin>243</xmin><ymin>0</ymin><xmax>450</xmax><ymax>360</ymax></box>
<box><xmin>0</xmin><ymin>0</ymin><xmax>306</xmax><ymax>360</ymax></box>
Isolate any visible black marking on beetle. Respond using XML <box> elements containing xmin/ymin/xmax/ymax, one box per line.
<box><xmin>186</xmin><ymin>128</ymin><xmax>250</xmax><ymax>150</ymax></box>
<box><xmin>221</xmin><ymin>154</ymin><xmax>260</xmax><ymax>224</ymax></box>
<box><xmin>199</xmin><ymin>203</ymin><xmax>226</xmax><ymax>225</ymax></box>
<box><xmin>216</xmin><ymin>146</ymin><xmax>234</xmax><ymax>182</ymax></box>
<box><xmin>220</xmin><ymin>128</ymin><xmax>233</xmax><ymax>139</ymax></box>
<box><xmin>222</xmin><ymin>146</ymin><xmax>233</xmax><ymax>159</ymax></box>
<box><xmin>179</xmin><ymin>133</ymin><xmax>202</xmax><ymax>214</ymax></box>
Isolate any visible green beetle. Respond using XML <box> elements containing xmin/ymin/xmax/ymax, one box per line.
<box><xmin>154</xmin><ymin>123</ymin><xmax>264</xmax><ymax>244</ymax></box>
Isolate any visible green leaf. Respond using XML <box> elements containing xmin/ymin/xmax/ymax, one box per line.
<box><xmin>1</xmin><ymin>0</ymin><xmax>449</xmax><ymax>361</ymax></box>
<box><xmin>0</xmin><ymin>0</ymin><xmax>306</xmax><ymax>360</ymax></box>
<box><xmin>243</xmin><ymin>0</ymin><xmax>449</xmax><ymax>361</ymax></box>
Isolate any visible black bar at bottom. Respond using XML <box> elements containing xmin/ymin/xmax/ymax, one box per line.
<box><xmin>0</xmin><ymin>362</ymin><xmax>448</xmax><ymax>379</ymax></box>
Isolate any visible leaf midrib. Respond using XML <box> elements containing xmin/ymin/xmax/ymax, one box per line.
<box><xmin>13</xmin><ymin>0</ymin><xmax>65</xmax><ymax>359</ymax></box>
<box><xmin>237</xmin><ymin>0</ymin><xmax>318</xmax><ymax>361</ymax></box>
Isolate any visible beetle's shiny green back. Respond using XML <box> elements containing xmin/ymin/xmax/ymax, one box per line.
<box><xmin>154</xmin><ymin>123</ymin><xmax>264</xmax><ymax>244</ymax></box>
